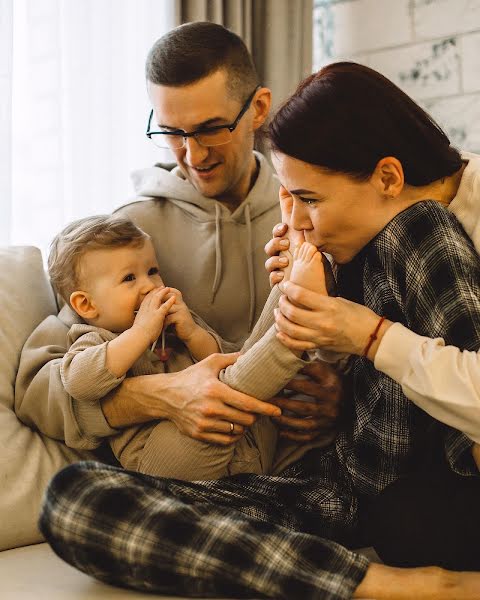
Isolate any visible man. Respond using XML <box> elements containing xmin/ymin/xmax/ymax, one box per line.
<box><xmin>38</xmin><ymin>25</ymin><xmax>480</xmax><ymax>599</ymax></box>
<box><xmin>15</xmin><ymin>22</ymin><xmax>339</xmax><ymax>456</ymax></box>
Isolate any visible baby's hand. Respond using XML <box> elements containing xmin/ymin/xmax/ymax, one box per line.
<box><xmin>163</xmin><ymin>288</ymin><xmax>198</xmax><ymax>342</ymax></box>
<box><xmin>132</xmin><ymin>287</ymin><xmax>176</xmax><ymax>344</ymax></box>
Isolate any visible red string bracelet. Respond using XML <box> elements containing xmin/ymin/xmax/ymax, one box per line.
<box><xmin>362</xmin><ymin>316</ymin><xmax>386</xmax><ymax>357</ymax></box>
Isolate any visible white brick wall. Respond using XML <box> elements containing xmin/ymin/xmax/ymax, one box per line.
<box><xmin>314</xmin><ymin>0</ymin><xmax>480</xmax><ymax>152</ymax></box>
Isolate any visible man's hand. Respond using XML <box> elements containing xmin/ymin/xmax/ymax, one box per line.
<box><xmin>102</xmin><ymin>352</ymin><xmax>282</xmax><ymax>446</ymax></box>
<box><xmin>268</xmin><ymin>362</ymin><xmax>342</xmax><ymax>442</ymax></box>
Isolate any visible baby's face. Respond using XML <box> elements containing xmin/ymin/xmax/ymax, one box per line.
<box><xmin>79</xmin><ymin>239</ymin><xmax>163</xmax><ymax>332</ymax></box>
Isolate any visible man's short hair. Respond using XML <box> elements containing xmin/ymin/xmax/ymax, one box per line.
<box><xmin>48</xmin><ymin>214</ymin><xmax>148</xmax><ymax>304</ymax></box>
<box><xmin>145</xmin><ymin>21</ymin><xmax>260</xmax><ymax>100</ymax></box>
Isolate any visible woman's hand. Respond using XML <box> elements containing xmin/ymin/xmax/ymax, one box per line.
<box><xmin>264</xmin><ymin>186</ymin><xmax>306</xmax><ymax>287</ymax></box>
<box><xmin>265</xmin><ymin>224</ymin><xmax>291</xmax><ymax>287</ymax></box>
<box><xmin>275</xmin><ymin>280</ymin><xmax>391</xmax><ymax>358</ymax></box>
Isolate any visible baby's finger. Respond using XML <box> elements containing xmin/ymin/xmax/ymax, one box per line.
<box><xmin>158</xmin><ymin>295</ymin><xmax>176</xmax><ymax>313</ymax></box>
<box><xmin>166</xmin><ymin>287</ymin><xmax>182</xmax><ymax>298</ymax></box>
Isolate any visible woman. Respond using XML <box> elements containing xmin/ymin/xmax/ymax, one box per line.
<box><xmin>267</xmin><ymin>149</ymin><xmax>480</xmax><ymax>446</ymax></box>
<box><xmin>40</xmin><ymin>63</ymin><xmax>480</xmax><ymax>599</ymax></box>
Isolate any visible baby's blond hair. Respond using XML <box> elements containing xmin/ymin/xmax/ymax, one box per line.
<box><xmin>48</xmin><ymin>214</ymin><xmax>149</xmax><ymax>304</ymax></box>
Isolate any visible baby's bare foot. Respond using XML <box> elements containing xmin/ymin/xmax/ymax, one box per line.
<box><xmin>290</xmin><ymin>242</ymin><xmax>327</xmax><ymax>295</ymax></box>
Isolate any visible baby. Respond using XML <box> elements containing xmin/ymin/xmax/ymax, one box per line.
<box><xmin>46</xmin><ymin>214</ymin><xmax>329</xmax><ymax>480</ymax></box>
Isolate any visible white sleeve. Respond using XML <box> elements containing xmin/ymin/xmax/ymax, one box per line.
<box><xmin>375</xmin><ymin>322</ymin><xmax>480</xmax><ymax>443</ymax></box>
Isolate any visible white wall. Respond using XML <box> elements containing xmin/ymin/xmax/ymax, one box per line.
<box><xmin>2</xmin><ymin>0</ymin><xmax>175</xmax><ymax>258</ymax></box>
<box><xmin>313</xmin><ymin>0</ymin><xmax>480</xmax><ymax>152</ymax></box>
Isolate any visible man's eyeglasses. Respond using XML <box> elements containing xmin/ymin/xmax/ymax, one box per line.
<box><xmin>146</xmin><ymin>86</ymin><xmax>260</xmax><ymax>150</ymax></box>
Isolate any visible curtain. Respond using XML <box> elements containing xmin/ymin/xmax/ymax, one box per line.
<box><xmin>175</xmin><ymin>0</ymin><xmax>313</xmax><ymax>110</ymax></box>
<box><xmin>0</xmin><ymin>0</ymin><xmax>313</xmax><ymax>255</ymax></box>
<box><xmin>0</xmin><ymin>0</ymin><xmax>175</xmax><ymax>257</ymax></box>
<box><xmin>0</xmin><ymin>0</ymin><xmax>13</xmax><ymax>244</ymax></box>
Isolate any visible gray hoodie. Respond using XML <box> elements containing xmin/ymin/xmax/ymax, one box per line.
<box><xmin>114</xmin><ymin>152</ymin><xmax>281</xmax><ymax>347</ymax></box>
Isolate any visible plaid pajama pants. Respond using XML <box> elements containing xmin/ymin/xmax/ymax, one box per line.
<box><xmin>39</xmin><ymin>460</ymin><xmax>369</xmax><ymax>599</ymax></box>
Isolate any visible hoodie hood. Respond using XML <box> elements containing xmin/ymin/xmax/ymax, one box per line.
<box><xmin>123</xmin><ymin>151</ymin><xmax>281</xmax><ymax>341</ymax></box>
<box><xmin>131</xmin><ymin>151</ymin><xmax>279</xmax><ymax>223</ymax></box>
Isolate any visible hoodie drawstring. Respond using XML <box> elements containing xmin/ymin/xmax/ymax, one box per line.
<box><xmin>211</xmin><ymin>202</ymin><xmax>222</xmax><ymax>303</ymax></box>
<box><xmin>245</xmin><ymin>203</ymin><xmax>256</xmax><ymax>332</ymax></box>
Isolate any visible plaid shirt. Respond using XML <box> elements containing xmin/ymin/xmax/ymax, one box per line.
<box><xmin>335</xmin><ymin>200</ymin><xmax>480</xmax><ymax>496</ymax></box>
<box><xmin>40</xmin><ymin>201</ymin><xmax>480</xmax><ymax>599</ymax></box>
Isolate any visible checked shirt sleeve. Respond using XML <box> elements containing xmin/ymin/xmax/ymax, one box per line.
<box><xmin>383</xmin><ymin>203</ymin><xmax>480</xmax><ymax>475</ymax></box>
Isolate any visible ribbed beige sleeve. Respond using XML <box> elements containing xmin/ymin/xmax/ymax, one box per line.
<box><xmin>15</xmin><ymin>313</ymin><xmax>117</xmax><ymax>450</ymax></box>
<box><xmin>61</xmin><ymin>327</ymin><xmax>125</xmax><ymax>403</ymax></box>
<box><xmin>219</xmin><ymin>286</ymin><xmax>308</xmax><ymax>400</ymax></box>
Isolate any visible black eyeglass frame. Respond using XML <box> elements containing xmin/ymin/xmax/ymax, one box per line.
<box><xmin>146</xmin><ymin>85</ymin><xmax>261</xmax><ymax>148</ymax></box>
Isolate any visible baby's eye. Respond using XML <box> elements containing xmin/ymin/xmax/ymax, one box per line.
<box><xmin>123</xmin><ymin>273</ymin><xmax>135</xmax><ymax>282</ymax></box>
<box><xmin>148</xmin><ymin>267</ymin><xmax>159</xmax><ymax>276</ymax></box>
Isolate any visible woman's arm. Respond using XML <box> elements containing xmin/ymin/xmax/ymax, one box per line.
<box><xmin>275</xmin><ymin>207</ymin><xmax>480</xmax><ymax>463</ymax></box>
<box><xmin>375</xmin><ymin>322</ymin><xmax>480</xmax><ymax>444</ymax></box>
<box><xmin>274</xmin><ymin>280</ymin><xmax>480</xmax><ymax>446</ymax></box>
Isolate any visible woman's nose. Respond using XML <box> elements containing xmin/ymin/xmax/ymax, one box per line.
<box><xmin>291</xmin><ymin>199</ymin><xmax>312</xmax><ymax>231</ymax></box>
<box><xmin>184</xmin><ymin>136</ymin><xmax>209</xmax><ymax>166</ymax></box>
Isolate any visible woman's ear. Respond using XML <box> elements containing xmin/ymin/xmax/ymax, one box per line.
<box><xmin>70</xmin><ymin>291</ymin><xmax>98</xmax><ymax>320</ymax></box>
<box><xmin>251</xmin><ymin>87</ymin><xmax>272</xmax><ymax>131</ymax></box>
<box><xmin>371</xmin><ymin>157</ymin><xmax>405</xmax><ymax>198</ymax></box>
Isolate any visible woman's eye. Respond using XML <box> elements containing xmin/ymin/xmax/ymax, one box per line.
<box><xmin>148</xmin><ymin>267</ymin><xmax>159</xmax><ymax>276</ymax></box>
<box><xmin>123</xmin><ymin>274</ymin><xmax>135</xmax><ymax>282</ymax></box>
<box><xmin>300</xmin><ymin>197</ymin><xmax>317</xmax><ymax>206</ymax></box>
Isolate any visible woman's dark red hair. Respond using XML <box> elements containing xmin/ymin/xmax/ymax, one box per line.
<box><xmin>269</xmin><ymin>62</ymin><xmax>462</xmax><ymax>186</ymax></box>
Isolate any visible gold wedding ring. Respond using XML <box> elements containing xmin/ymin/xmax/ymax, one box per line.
<box><xmin>229</xmin><ymin>422</ymin><xmax>235</xmax><ymax>434</ymax></box>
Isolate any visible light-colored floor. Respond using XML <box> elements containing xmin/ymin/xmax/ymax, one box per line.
<box><xmin>0</xmin><ymin>543</ymin><xmax>237</xmax><ymax>600</ymax></box>
<box><xmin>0</xmin><ymin>542</ymin><xmax>379</xmax><ymax>599</ymax></box>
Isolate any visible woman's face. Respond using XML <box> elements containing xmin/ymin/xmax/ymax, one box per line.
<box><xmin>272</xmin><ymin>152</ymin><xmax>390</xmax><ymax>264</ymax></box>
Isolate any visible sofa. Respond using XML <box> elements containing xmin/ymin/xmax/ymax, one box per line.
<box><xmin>0</xmin><ymin>245</ymin><xmax>378</xmax><ymax>599</ymax></box>
<box><xmin>0</xmin><ymin>245</ymin><xmax>225</xmax><ymax>599</ymax></box>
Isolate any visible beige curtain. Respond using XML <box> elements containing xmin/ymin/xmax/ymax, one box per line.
<box><xmin>174</xmin><ymin>0</ymin><xmax>313</xmax><ymax>109</ymax></box>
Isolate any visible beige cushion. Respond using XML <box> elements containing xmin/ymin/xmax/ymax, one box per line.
<box><xmin>0</xmin><ymin>246</ymin><xmax>89</xmax><ymax>551</ymax></box>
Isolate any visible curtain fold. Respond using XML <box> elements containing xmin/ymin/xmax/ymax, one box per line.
<box><xmin>1</xmin><ymin>0</ymin><xmax>175</xmax><ymax>257</ymax></box>
<box><xmin>0</xmin><ymin>0</ymin><xmax>13</xmax><ymax>244</ymax></box>
<box><xmin>175</xmin><ymin>0</ymin><xmax>313</xmax><ymax>109</ymax></box>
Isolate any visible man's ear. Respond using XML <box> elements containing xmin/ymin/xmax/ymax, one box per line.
<box><xmin>251</xmin><ymin>87</ymin><xmax>271</xmax><ymax>131</ymax></box>
<box><xmin>371</xmin><ymin>156</ymin><xmax>405</xmax><ymax>198</ymax></box>
<box><xmin>70</xmin><ymin>291</ymin><xmax>98</xmax><ymax>320</ymax></box>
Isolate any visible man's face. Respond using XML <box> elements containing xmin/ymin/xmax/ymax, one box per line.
<box><xmin>147</xmin><ymin>70</ymin><xmax>261</xmax><ymax>206</ymax></box>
